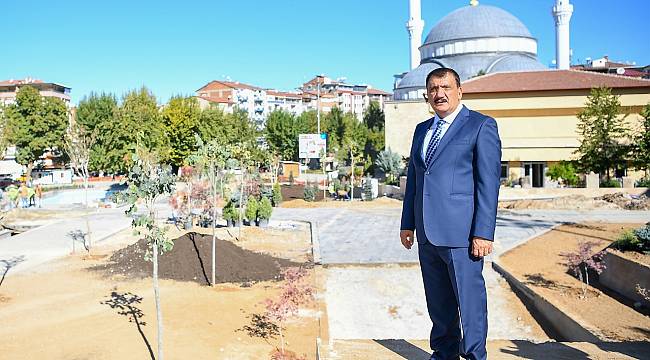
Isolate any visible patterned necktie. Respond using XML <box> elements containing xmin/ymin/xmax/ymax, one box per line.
<box><xmin>424</xmin><ymin>119</ymin><xmax>446</xmax><ymax>168</ymax></box>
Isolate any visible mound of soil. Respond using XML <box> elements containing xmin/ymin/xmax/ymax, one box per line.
<box><xmin>597</xmin><ymin>192</ymin><xmax>650</xmax><ymax>210</ymax></box>
<box><xmin>499</xmin><ymin>195</ymin><xmax>619</xmax><ymax>210</ymax></box>
<box><xmin>95</xmin><ymin>232</ymin><xmax>302</xmax><ymax>286</ymax></box>
<box><xmin>281</xmin><ymin>184</ymin><xmax>325</xmax><ymax>202</ymax></box>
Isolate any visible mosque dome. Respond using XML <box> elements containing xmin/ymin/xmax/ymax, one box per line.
<box><xmin>423</xmin><ymin>5</ymin><xmax>532</xmax><ymax>45</ymax></box>
<box><xmin>394</xmin><ymin>3</ymin><xmax>547</xmax><ymax>101</ymax></box>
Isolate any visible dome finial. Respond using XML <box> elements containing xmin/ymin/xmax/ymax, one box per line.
<box><xmin>470</xmin><ymin>0</ymin><xmax>479</xmax><ymax>6</ymax></box>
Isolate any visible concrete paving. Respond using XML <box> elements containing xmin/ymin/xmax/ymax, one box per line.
<box><xmin>0</xmin><ymin>208</ymin><xmax>132</xmax><ymax>274</ymax></box>
<box><xmin>273</xmin><ymin>207</ymin><xmax>650</xmax><ymax>264</ymax></box>
<box><xmin>273</xmin><ymin>206</ymin><xmax>650</xmax><ymax>343</ymax></box>
<box><xmin>0</xmin><ymin>187</ymin><xmax>174</xmax><ymax>276</ymax></box>
<box><xmin>324</xmin><ymin>265</ymin><xmax>544</xmax><ymax>342</ymax></box>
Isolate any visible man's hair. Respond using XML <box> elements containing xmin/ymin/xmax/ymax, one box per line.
<box><xmin>425</xmin><ymin>68</ymin><xmax>461</xmax><ymax>89</ymax></box>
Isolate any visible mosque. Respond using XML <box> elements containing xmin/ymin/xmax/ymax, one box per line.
<box><xmin>386</xmin><ymin>0</ymin><xmax>650</xmax><ymax>187</ymax></box>
<box><xmin>394</xmin><ymin>0</ymin><xmax>548</xmax><ymax>100</ymax></box>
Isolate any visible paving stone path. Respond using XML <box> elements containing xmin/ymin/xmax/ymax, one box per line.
<box><xmin>272</xmin><ymin>206</ymin><xmax>650</xmax><ymax>341</ymax></box>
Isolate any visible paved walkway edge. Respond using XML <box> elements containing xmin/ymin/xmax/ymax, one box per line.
<box><xmin>307</xmin><ymin>220</ymin><xmax>322</xmax><ymax>265</ymax></box>
<box><xmin>491</xmin><ymin>261</ymin><xmax>602</xmax><ymax>342</ymax></box>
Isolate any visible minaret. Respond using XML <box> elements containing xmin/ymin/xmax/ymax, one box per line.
<box><xmin>406</xmin><ymin>0</ymin><xmax>425</xmax><ymax>70</ymax></box>
<box><xmin>552</xmin><ymin>0</ymin><xmax>573</xmax><ymax>70</ymax></box>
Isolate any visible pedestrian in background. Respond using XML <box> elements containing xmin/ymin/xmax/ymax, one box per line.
<box><xmin>35</xmin><ymin>184</ymin><xmax>43</xmax><ymax>208</ymax></box>
<box><xmin>19</xmin><ymin>183</ymin><xmax>29</xmax><ymax>208</ymax></box>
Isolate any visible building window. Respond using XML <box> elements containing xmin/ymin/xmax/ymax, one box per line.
<box><xmin>500</xmin><ymin>162</ymin><xmax>508</xmax><ymax>179</ymax></box>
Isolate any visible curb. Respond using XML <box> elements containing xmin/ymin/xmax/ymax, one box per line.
<box><xmin>307</xmin><ymin>220</ymin><xmax>322</xmax><ymax>265</ymax></box>
<box><xmin>492</xmin><ymin>261</ymin><xmax>602</xmax><ymax>342</ymax></box>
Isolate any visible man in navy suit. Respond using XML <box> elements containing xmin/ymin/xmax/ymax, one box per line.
<box><xmin>400</xmin><ymin>68</ymin><xmax>501</xmax><ymax>360</ymax></box>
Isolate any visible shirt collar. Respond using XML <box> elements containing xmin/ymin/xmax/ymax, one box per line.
<box><xmin>432</xmin><ymin>103</ymin><xmax>464</xmax><ymax>128</ymax></box>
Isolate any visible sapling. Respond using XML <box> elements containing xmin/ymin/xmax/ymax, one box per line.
<box><xmin>263</xmin><ymin>267</ymin><xmax>313</xmax><ymax>357</ymax></box>
<box><xmin>121</xmin><ymin>148</ymin><xmax>175</xmax><ymax>360</ymax></box>
<box><xmin>240</xmin><ymin>267</ymin><xmax>313</xmax><ymax>359</ymax></box>
<box><xmin>562</xmin><ymin>241</ymin><xmax>606</xmax><ymax>298</ymax></box>
<box><xmin>64</xmin><ymin>121</ymin><xmax>98</xmax><ymax>253</ymax></box>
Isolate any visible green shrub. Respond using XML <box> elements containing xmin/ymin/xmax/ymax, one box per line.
<box><xmin>245</xmin><ymin>196</ymin><xmax>258</xmax><ymax>221</ymax></box>
<box><xmin>272</xmin><ymin>182</ymin><xmax>282</xmax><ymax>206</ymax></box>
<box><xmin>546</xmin><ymin>161</ymin><xmax>579</xmax><ymax>187</ymax></box>
<box><xmin>633</xmin><ymin>225</ymin><xmax>650</xmax><ymax>253</ymax></box>
<box><xmin>636</xmin><ymin>176</ymin><xmax>650</xmax><ymax>188</ymax></box>
<box><xmin>303</xmin><ymin>184</ymin><xmax>316</xmax><ymax>202</ymax></box>
<box><xmin>600</xmin><ymin>179</ymin><xmax>621</xmax><ymax>188</ymax></box>
<box><xmin>257</xmin><ymin>197</ymin><xmax>273</xmax><ymax>220</ymax></box>
<box><xmin>222</xmin><ymin>201</ymin><xmax>239</xmax><ymax>221</ymax></box>
<box><xmin>613</xmin><ymin>226</ymin><xmax>650</xmax><ymax>253</ymax></box>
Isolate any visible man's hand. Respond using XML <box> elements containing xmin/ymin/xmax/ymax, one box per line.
<box><xmin>400</xmin><ymin>230</ymin><xmax>415</xmax><ymax>249</ymax></box>
<box><xmin>471</xmin><ymin>237</ymin><xmax>493</xmax><ymax>258</ymax></box>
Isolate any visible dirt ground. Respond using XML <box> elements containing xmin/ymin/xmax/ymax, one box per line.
<box><xmin>0</xmin><ymin>225</ymin><xmax>319</xmax><ymax>359</ymax></box>
<box><xmin>499</xmin><ymin>192</ymin><xmax>650</xmax><ymax>210</ymax></box>
<box><xmin>281</xmin><ymin>184</ymin><xmax>325</xmax><ymax>202</ymax></box>
<box><xmin>280</xmin><ymin>196</ymin><xmax>402</xmax><ymax>209</ymax></box>
<box><xmin>499</xmin><ymin>223</ymin><xmax>650</xmax><ymax>341</ymax></box>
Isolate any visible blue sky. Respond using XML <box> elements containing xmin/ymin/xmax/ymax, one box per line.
<box><xmin>3</xmin><ymin>0</ymin><xmax>649</xmax><ymax>104</ymax></box>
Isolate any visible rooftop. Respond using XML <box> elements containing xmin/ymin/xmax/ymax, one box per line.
<box><xmin>461</xmin><ymin>70</ymin><xmax>650</xmax><ymax>94</ymax></box>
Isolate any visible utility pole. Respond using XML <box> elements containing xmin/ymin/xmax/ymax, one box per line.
<box><xmin>350</xmin><ymin>148</ymin><xmax>354</xmax><ymax>202</ymax></box>
<box><xmin>317</xmin><ymin>77</ymin><xmax>321</xmax><ymax>134</ymax></box>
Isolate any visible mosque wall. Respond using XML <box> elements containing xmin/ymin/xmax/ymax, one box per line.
<box><xmin>385</xmin><ymin>90</ymin><xmax>650</xmax><ymax>185</ymax></box>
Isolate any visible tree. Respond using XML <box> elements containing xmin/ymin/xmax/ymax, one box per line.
<box><xmin>75</xmin><ymin>92</ymin><xmax>119</xmax><ymax>174</ymax></box>
<box><xmin>363</xmin><ymin>100</ymin><xmax>385</xmax><ymax>132</ymax></box>
<box><xmin>65</xmin><ymin>120</ymin><xmax>98</xmax><ymax>252</ymax></box>
<box><xmin>4</xmin><ymin>86</ymin><xmax>68</xmax><ymax>179</ymax></box>
<box><xmin>198</xmin><ymin>106</ymin><xmax>227</xmax><ymax>143</ymax></box>
<box><xmin>188</xmin><ymin>137</ymin><xmax>233</xmax><ymax>286</ymax></box>
<box><xmin>575</xmin><ymin>87</ymin><xmax>629</xmax><ymax>180</ymax></box>
<box><xmin>546</xmin><ymin>161</ymin><xmax>579</xmax><ymax>187</ymax></box>
<box><xmin>241</xmin><ymin>267</ymin><xmax>313</xmax><ymax>358</ymax></box>
<box><xmin>375</xmin><ymin>148</ymin><xmax>404</xmax><ymax>185</ymax></box>
<box><xmin>561</xmin><ymin>241</ymin><xmax>606</xmax><ymax>299</ymax></box>
<box><xmin>265</xmin><ymin>110</ymin><xmax>302</xmax><ymax>161</ymax></box>
<box><xmin>161</xmin><ymin>96</ymin><xmax>201</xmax><ymax>169</ymax></box>
<box><xmin>363</xmin><ymin>101</ymin><xmax>386</xmax><ymax>173</ymax></box>
<box><xmin>107</xmin><ymin>87</ymin><xmax>166</xmax><ymax>174</ymax></box>
<box><xmin>632</xmin><ymin>103</ymin><xmax>650</xmax><ymax>176</ymax></box>
<box><xmin>120</xmin><ymin>148</ymin><xmax>176</xmax><ymax>360</ymax></box>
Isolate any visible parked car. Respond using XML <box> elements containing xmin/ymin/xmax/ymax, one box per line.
<box><xmin>0</xmin><ymin>177</ymin><xmax>20</xmax><ymax>189</ymax></box>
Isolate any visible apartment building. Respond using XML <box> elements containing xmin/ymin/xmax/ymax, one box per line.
<box><xmin>0</xmin><ymin>77</ymin><xmax>71</xmax><ymax>106</ymax></box>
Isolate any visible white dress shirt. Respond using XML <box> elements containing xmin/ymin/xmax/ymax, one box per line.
<box><xmin>421</xmin><ymin>104</ymin><xmax>464</xmax><ymax>161</ymax></box>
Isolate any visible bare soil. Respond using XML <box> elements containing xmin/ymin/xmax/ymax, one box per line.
<box><xmin>499</xmin><ymin>223</ymin><xmax>650</xmax><ymax>341</ymax></box>
<box><xmin>499</xmin><ymin>192</ymin><xmax>650</xmax><ymax>210</ymax></box>
<box><xmin>281</xmin><ymin>196</ymin><xmax>402</xmax><ymax>209</ymax></box>
<box><xmin>281</xmin><ymin>184</ymin><xmax>325</xmax><ymax>202</ymax></box>
<box><xmin>93</xmin><ymin>232</ymin><xmax>304</xmax><ymax>286</ymax></box>
<box><xmin>0</xmin><ymin>226</ymin><xmax>318</xmax><ymax>359</ymax></box>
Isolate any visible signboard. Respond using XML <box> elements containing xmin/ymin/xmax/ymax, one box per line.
<box><xmin>299</xmin><ymin>133</ymin><xmax>327</xmax><ymax>159</ymax></box>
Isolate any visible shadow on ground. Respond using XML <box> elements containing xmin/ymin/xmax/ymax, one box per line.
<box><xmin>500</xmin><ymin>340</ymin><xmax>650</xmax><ymax>359</ymax></box>
<box><xmin>374</xmin><ymin>339</ymin><xmax>430</xmax><ymax>359</ymax></box>
<box><xmin>0</xmin><ymin>255</ymin><xmax>25</xmax><ymax>287</ymax></box>
<box><xmin>102</xmin><ymin>291</ymin><xmax>154</xmax><ymax>360</ymax></box>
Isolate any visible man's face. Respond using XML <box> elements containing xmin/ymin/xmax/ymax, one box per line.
<box><xmin>426</xmin><ymin>73</ymin><xmax>462</xmax><ymax>118</ymax></box>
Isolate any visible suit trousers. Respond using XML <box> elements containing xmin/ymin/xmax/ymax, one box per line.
<box><xmin>418</xmin><ymin>241</ymin><xmax>488</xmax><ymax>360</ymax></box>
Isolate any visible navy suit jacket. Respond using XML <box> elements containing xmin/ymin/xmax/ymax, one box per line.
<box><xmin>400</xmin><ymin>105</ymin><xmax>502</xmax><ymax>247</ymax></box>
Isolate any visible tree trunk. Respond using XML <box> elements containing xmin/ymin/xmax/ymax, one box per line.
<box><xmin>239</xmin><ymin>170</ymin><xmax>244</xmax><ymax>238</ymax></box>
<box><xmin>153</xmin><ymin>242</ymin><xmax>164</xmax><ymax>360</ymax></box>
<box><xmin>212</xmin><ymin>164</ymin><xmax>217</xmax><ymax>287</ymax></box>
<box><xmin>83</xmin><ymin>170</ymin><xmax>92</xmax><ymax>253</ymax></box>
<box><xmin>350</xmin><ymin>150</ymin><xmax>354</xmax><ymax>201</ymax></box>
<box><xmin>25</xmin><ymin>162</ymin><xmax>34</xmax><ymax>183</ymax></box>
